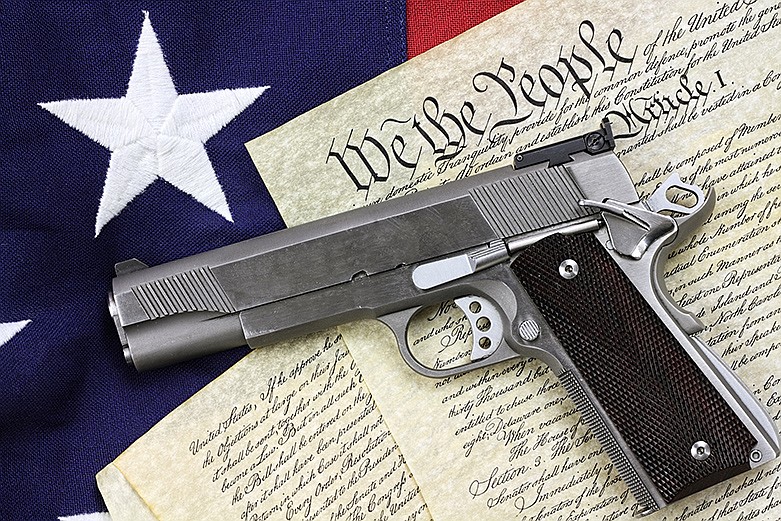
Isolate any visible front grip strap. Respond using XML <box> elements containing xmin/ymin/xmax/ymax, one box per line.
<box><xmin>558</xmin><ymin>369</ymin><xmax>660</xmax><ymax>514</ymax></box>
<box><xmin>510</xmin><ymin>233</ymin><xmax>756</xmax><ymax>505</ymax></box>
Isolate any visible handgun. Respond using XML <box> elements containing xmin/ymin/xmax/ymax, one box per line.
<box><xmin>108</xmin><ymin>121</ymin><xmax>779</xmax><ymax>514</ymax></box>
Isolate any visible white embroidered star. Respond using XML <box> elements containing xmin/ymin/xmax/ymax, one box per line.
<box><xmin>40</xmin><ymin>12</ymin><xmax>269</xmax><ymax>236</ymax></box>
<box><xmin>0</xmin><ymin>320</ymin><xmax>30</xmax><ymax>348</ymax></box>
<box><xmin>58</xmin><ymin>513</ymin><xmax>112</xmax><ymax>521</ymax></box>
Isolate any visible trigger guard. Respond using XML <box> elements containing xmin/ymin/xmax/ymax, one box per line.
<box><xmin>454</xmin><ymin>296</ymin><xmax>503</xmax><ymax>361</ymax></box>
<box><xmin>378</xmin><ymin>306</ymin><xmax>467</xmax><ymax>378</ymax></box>
<box><xmin>377</xmin><ymin>303</ymin><xmax>519</xmax><ymax>379</ymax></box>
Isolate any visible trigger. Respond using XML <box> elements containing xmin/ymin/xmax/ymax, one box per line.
<box><xmin>454</xmin><ymin>296</ymin><xmax>504</xmax><ymax>361</ymax></box>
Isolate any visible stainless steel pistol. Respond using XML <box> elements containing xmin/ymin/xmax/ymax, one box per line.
<box><xmin>108</xmin><ymin>121</ymin><xmax>780</xmax><ymax>514</ymax></box>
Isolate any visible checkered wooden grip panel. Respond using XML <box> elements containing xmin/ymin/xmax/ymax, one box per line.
<box><xmin>510</xmin><ymin>233</ymin><xmax>755</xmax><ymax>504</ymax></box>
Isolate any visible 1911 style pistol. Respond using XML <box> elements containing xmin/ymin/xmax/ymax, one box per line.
<box><xmin>108</xmin><ymin>121</ymin><xmax>779</xmax><ymax>514</ymax></box>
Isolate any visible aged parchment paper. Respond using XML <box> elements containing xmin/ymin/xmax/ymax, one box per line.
<box><xmin>97</xmin><ymin>332</ymin><xmax>430</xmax><ymax>521</ymax></box>
<box><xmin>246</xmin><ymin>0</ymin><xmax>781</xmax><ymax>519</ymax></box>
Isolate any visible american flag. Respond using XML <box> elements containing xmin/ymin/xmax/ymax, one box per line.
<box><xmin>0</xmin><ymin>1</ymin><xmax>523</xmax><ymax>519</ymax></box>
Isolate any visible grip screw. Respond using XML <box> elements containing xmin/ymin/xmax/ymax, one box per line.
<box><xmin>559</xmin><ymin>259</ymin><xmax>579</xmax><ymax>279</ymax></box>
<box><xmin>691</xmin><ymin>441</ymin><xmax>711</xmax><ymax>461</ymax></box>
<box><xmin>750</xmin><ymin>449</ymin><xmax>763</xmax><ymax>463</ymax></box>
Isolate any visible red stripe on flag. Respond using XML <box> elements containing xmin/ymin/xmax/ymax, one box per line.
<box><xmin>406</xmin><ymin>0</ymin><xmax>526</xmax><ymax>58</ymax></box>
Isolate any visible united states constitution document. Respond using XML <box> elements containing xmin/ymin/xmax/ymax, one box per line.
<box><xmin>97</xmin><ymin>331</ymin><xmax>430</xmax><ymax>521</ymax></box>
<box><xmin>99</xmin><ymin>0</ymin><xmax>781</xmax><ymax>519</ymax></box>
